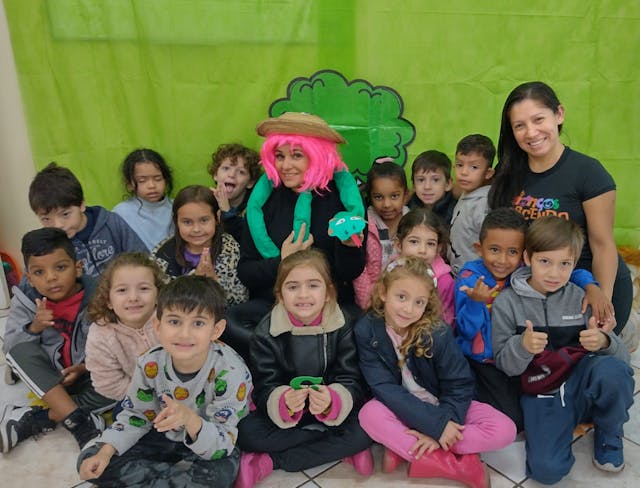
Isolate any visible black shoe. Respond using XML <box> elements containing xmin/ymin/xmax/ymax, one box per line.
<box><xmin>0</xmin><ymin>405</ymin><xmax>55</xmax><ymax>453</ymax></box>
<box><xmin>62</xmin><ymin>408</ymin><xmax>105</xmax><ymax>449</ymax></box>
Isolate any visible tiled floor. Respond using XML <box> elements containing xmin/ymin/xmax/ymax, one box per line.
<box><xmin>0</xmin><ymin>312</ymin><xmax>638</xmax><ymax>488</ymax></box>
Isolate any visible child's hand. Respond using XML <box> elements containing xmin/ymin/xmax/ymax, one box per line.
<box><xmin>210</xmin><ymin>186</ymin><xmax>231</xmax><ymax>212</ymax></box>
<box><xmin>438</xmin><ymin>421</ymin><xmax>464</xmax><ymax>451</ymax></box>
<box><xmin>458</xmin><ymin>276</ymin><xmax>498</xmax><ymax>303</ymax></box>
<box><xmin>154</xmin><ymin>394</ymin><xmax>202</xmax><ymax>440</ymax></box>
<box><xmin>281</xmin><ymin>223</ymin><xmax>314</xmax><ymax>260</ymax></box>
<box><xmin>579</xmin><ymin>316</ymin><xmax>610</xmax><ymax>351</ymax></box>
<box><xmin>307</xmin><ymin>385</ymin><xmax>331</xmax><ymax>415</ymax></box>
<box><xmin>195</xmin><ymin>248</ymin><xmax>217</xmax><ymax>280</ymax></box>
<box><xmin>61</xmin><ymin>363</ymin><xmax>87</xmax><ymax>387</ymax></box>
<box><xmin>522</xmin><ymin>320</ymin><xmax>548</xmax><ymax>354</ymax></box>
<box><xmin>29</xmin><ymin>298</ymin><xmax>55</xmax><ymax>334</ymax></box>
<box><xmin>582</xmin><ymin>284</ymin><xmax>615</xmax><ymax>331</ymax></box>
<box><xmin>284</xmin><ymin>387</ymin><xmax>309</xmax><ymax>414</ymax></box>
<box><xmin>78</xmin><ymin>444</ymin><xmax>116</xmax><ymax>480</ymax></box>
<box><xmin>405</xmin><ymin>429</ymin><xmax>439</xmax><ymax>459</ymax></box>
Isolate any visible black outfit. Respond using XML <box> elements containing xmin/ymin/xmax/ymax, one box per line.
<box><xmin>512</xmin><ymin>146</ymin><xmax>632</xmax><ymax>333</ymax></box>
<box><xmin>236</xmin><ymin>304</ymin><xmax>372</xmax><ymax>471</ymax></box>
<box><xmin>224</xmin><ymin>182</ymin><xmax>367</xmax><ymax>356</ymax></box>
<box><xmin>220</xmin><ymin>189</ymin><xmax>251</xmax><ymax>244</ymax></box>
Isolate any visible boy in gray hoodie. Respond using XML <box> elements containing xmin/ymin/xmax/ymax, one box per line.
<box><xmin>491</xmin><ymin>216</ymin><xmax>633</xmax><ymax>484</ymax></box>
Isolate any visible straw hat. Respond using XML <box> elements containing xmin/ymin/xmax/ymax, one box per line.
<box><xmin>256</xmin><ymin>112</ymin><xmax>346</xmax><ymax>144</ymax></box>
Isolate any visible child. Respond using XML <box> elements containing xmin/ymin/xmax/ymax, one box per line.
<box><xmin>85</xmin><ymin>253</ymin><xmax>165</xmax><ymax>402</ymax></box>
<box><xmin>395</xmin><ymin>208</ymin><xmax>455</xmax><ymax>325</ymax></box>
<box><xmin>1</xmin><ymin>228</ymin><xmax>112</xmax><ymax>453</ymax></box>
<box><xmin>235</xmin><ymin>249</ymin><xmax>373</xmax><ymax>488</ymax></box>
<box><xmin>151</xmin><ymin>185</ymin><xmax>248</xmax><ymax>306</ymax></box>
<box><xmin>28</xmin><ymin>162</ymin><xmax>148</xmax><ymax>278</ymax></box>
<box><xmin>456</xmin><ymin>208</ymin><xmax>611</xmax><ymax>432</ymax></box>
<box><xmin>77</xmin><ymin>275</ymin><xmax>252</xmax><ymax>487</ymax></box>
<box><xmin>112</xmin><ymin>148</ymin><xmax>175</xmax><ymax>250</ymax></box>
<box><xmin>491</xmin><ymin>216</ymin><xmax>633</xmax><ymax>483</ymax></box>
<box><xmin>208</xmin><ymin>143</ymin><xmax>261</xmax><ymax>243</ymax></box>
<box><xmin>353</xmin><ymin>161</ymin><xmax>409</xmax><ymax>309</ymax></box>
<box><xmin>355</xmin><ymin>257</ymin><xmax>515</xmax><ymax>487</ymax></box>
<box><xmin>447</xmin><ymin>135</ymin><xmax>495</xmax><ymax>275</ymax></box>
<box><xmin>408</xmin><ymin>150</ymin><xmax>457</xmax><ymax>226</ymax></box>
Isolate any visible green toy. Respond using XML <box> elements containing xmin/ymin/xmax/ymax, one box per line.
<box><xmin>328</xmin><ymin>211</ymin><xmax>366</xmax><ymax>247</ymax></box>
<box><xmin>289</xmin><ymin>375</ymin><xmax>323</xmax><ymax>391</ymax></box>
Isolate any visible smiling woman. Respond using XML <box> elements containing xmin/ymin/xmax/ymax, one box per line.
<box><xmin>489</xmin><ymin>81</ymin><xmax>632</xmax><ymax>334</ymax></box>
<box><xmin>222</xmin><ymin>113</ymin><xmax>366</xmax><ymax>359</ymax></box>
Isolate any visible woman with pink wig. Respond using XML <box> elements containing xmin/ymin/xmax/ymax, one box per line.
<box><xmin>220</xmin><ymin>113</ymin><xmax>367</xmax><ymax>358</ymax></box>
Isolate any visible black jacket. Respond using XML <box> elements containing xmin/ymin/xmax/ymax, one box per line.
<box><xmin>354</xmin><ymin>312</ymin><xmax>474</xmax><ymax>440</ymax></box>
<box><xmin>250</xmin><ymin>303</ymin><xmax>367</xmax><ymax>428</ymax></box>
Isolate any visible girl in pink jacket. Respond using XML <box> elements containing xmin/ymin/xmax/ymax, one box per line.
<box><xmin>85</xmin><ymin>253</ymin><xmax>164</xmax><ymax>401</ymax></box>
<box><xmin>394</xmin><ymin>208</ymin><xmax>455</xmax><ymax>326</ymax></box>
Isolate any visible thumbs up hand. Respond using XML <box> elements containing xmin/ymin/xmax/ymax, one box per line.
<box><xmin>522</xmin><ymin>320</ymin><xmax>548</xmax><ymax>354</ymax></box>
<box><xmin>579</xmin><ymin>316</ymin><xmax>609</xmax><ymax>351</ymax></box>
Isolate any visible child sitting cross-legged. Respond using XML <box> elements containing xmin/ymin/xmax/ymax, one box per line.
<box><xmin>235</xmin><ymin>249</ymin><xmax>373</xmax><ymax>488</ymax></box>
<box><xmin>78</xmin><ymin>275</ymin><xmax>252</xmax><ymax>487</ymax></box>
<box><xmin>355</xmin><ymin>257</ymin><xmax>516</xmax><ymax>487</ymax></box>
<box><xmin>1</xmin><ymin>228</ymin><xmax>112</xmax><ymax>453</ymax></box>
<box><xmin>492</xmin><ymin>216</ymin><xmax>634</xmax><ymax>483</ymax></box>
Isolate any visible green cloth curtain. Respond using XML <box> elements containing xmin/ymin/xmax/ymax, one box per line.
<box><xmin>5</xmin><ymin>0</ymin><xmax>639</xmax><ymax>243</ymax></box>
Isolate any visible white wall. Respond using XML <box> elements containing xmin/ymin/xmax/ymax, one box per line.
<box><xmin>0</xmin><ymin>0</ymin><xmax>39</xmax><ymax>264</ymax></box>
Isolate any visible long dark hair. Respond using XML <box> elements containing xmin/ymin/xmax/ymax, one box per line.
<box><xmin>488</xmin><ymin>82</ymin><xmax>563</xmax><ymax>209</ymax></box>
<box><xmin>172</xmin><ymin>185</ymin><xmax>223</xmax><ymax>269</ymax></box>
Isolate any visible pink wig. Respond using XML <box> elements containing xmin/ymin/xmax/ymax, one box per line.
<box><xmin>260</xmin><ymin>134</ymin><xmax>347</xmax><ymax>193</ymax></box>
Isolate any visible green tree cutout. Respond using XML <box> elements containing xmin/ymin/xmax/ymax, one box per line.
<box><xmin>269</xmin><ymin>69</ymin><xmax>416</xmax><ymax>183</ymax></box>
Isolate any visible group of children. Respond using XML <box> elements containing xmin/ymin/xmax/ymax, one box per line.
<box><xmin>0</xmin><ymin>113</ymin><xmax>634</xmax><ymax>488</ymax></box>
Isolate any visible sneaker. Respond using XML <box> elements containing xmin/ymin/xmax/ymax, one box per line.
<box><xmin>62</xmin><ymin>408</ymin><xmax>105</xmax><ymax>450</ymax></box>
<box><xmin>0</xmin><ymin>404</ymin><xmax>55</xmax><ymax>453</ymax></box>
<box><xmin>592</xmin><ymin>428</ymin><xmax>624</xmax><ymax>472</ymax></box>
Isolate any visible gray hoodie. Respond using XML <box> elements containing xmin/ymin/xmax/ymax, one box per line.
<box><xmin>491</xmin><ymin>266</ymin><xmax>628</xmax><ymax>377</ymax></box>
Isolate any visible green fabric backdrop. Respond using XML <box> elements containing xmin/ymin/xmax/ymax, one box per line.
<box><xmin>4</xmin><ymin>0</ymin><xmax>639</xmax><ymax>244</ymax></box>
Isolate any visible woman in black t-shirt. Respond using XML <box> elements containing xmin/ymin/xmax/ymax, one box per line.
<box><xmin>488</xmin><ymin>81</ymin><xmax>632</xmax><ymax>334</ymax></box>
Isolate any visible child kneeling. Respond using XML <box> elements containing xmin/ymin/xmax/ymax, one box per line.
<box><xmin>355</xmin><ymin>257</ymin><xmax>516</xmax><ymax>488</ymax></box>
<box><xmin>236</xmin><ymin>249</ymin><xmax>372</xmax><ymax>488</ymax></box>
<box><xmin>78</xmin><ymin>276</ymin><xmax>252</xmax><ymax>487</ymax></box>
<box><xmin>492</xmin><ymin>216</ymin><xmax>634</xmax><ymax>484</ymax></box>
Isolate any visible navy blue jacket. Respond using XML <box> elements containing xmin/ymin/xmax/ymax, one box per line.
<box><xmin>354</xmin><ymin>312</ymin><xmax>474</xmax><ymax>440</ymax></box>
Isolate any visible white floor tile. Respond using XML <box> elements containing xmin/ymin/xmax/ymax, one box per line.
<box><xmin>629</xmin><ymin>347</ymin><xmax>640</xmax><ymax>369</ymax></box>
<box><xmin>623</xmin><ymin>396</ymin><xmax>640</xmax><ymax>445</ymax></box>
<box><xmin>255</xmin><ymin>469</ymin><xmax>309</xmax><ymax>488</ymax></box>
<box><xmin>302</xmin><ymin>459</ymin><xmax>341</xmax><ymax>478</ymax></box>
<box><xmin>521</xmin><ymin>431</ymin><xmax>640</xmax><ymax>487</ymax></box>
<box><xmin>481</xmin><ymin>438</ymin><xmax>527</xmax><ymax>484</ymax></box>
<box><xmin>0</xmin><ymin>364</ymin><xmax>32</xmax><ymax>406</ymax></box>
<box><xmin>314</xmin><ymin>451</ymin><xmax>517</xmax><ymax>488</ymax></box>
<box><xmin>0</xmin><ymin>426</ymin><xmax>83</xmax><ymax>486</ymax></box>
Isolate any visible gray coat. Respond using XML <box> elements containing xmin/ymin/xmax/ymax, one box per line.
<box><xmin>491</xmin><ymin>266</ymin><xmax>628</xmax><ymax>377</ymax></box>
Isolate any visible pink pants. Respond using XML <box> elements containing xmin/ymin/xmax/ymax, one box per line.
<box><xmin>359</xmin><ymin>399</ymin><xmax>516</xmax><ymax>462</ymax></box>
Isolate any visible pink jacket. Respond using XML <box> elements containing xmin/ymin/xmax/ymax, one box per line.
<box><xmin>85</xmin><ymin>316</ymin><xmax>159</xmax><ymax>400</ymax></box>
<box><xmin>432</xmin><ymin>255</ymin><xmax>455</xmax><ymax>326</ymax></box>
<box><xmin>353</xmin><ymin>209</ymin><xmax>394</xmax><ymax>310</ymax></box>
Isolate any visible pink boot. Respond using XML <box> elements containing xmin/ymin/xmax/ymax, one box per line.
<box><xmin>382</xmin><ymin>447</ymin><xmax>405</xmax><ymax>473</ymax></box>
<box><xmin>234</xmin><ymin>452</ymin><xmax>274</xmax><ymax>488</ymax></box>
<box><xmin>408</xmin><ymin>449</ymin><xmax>490</xmax><ymax>488</ymax></box>
<box><xmin>343</xmin><ymin>448</ymin><xmax>374</xmax><ymax>476</ymax></box>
